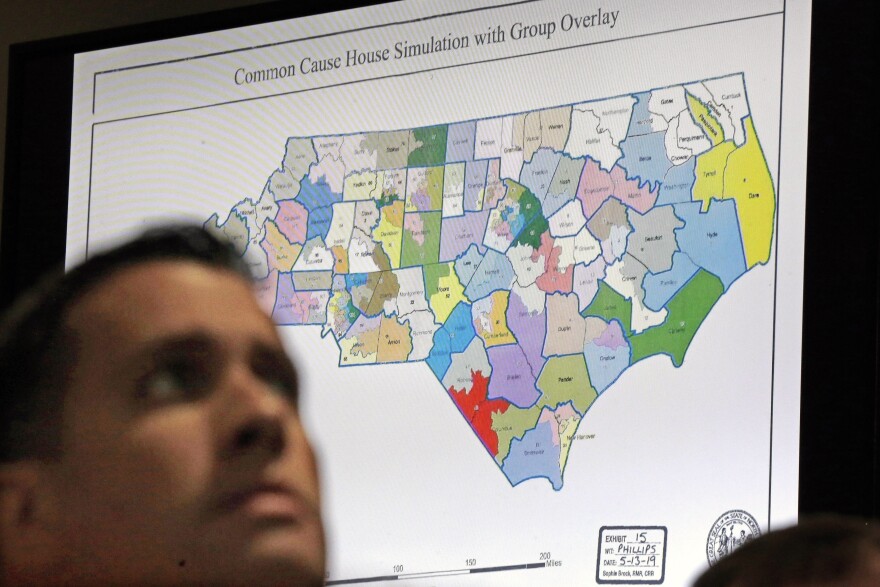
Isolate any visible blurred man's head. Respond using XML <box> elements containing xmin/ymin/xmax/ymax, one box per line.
<box><xmin>0</xmin><ymin>227</ymin><xmax>325</xmax><ymax>585</ymax></box>
<box><xmin>694</xmin><ymin>515</ymin><xmax>880</xmax><ymax>587</ymax></box>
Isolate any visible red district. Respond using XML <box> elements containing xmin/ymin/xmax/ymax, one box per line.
<box><xmin>448</xmin><ymin>370</ymin><xmax>510</xmax><ymax>455</ymax></box>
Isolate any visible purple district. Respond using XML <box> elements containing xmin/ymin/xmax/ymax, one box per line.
<box><xmin>486</xmin><ymin>343</ymin><xmax>540</xmax><ymax>408</ymax></box>
<box><xmin>594</xmin><ymin>319</ymin><xmax>627</xmax><ymax>349</ymax></box>
<box><xmin>272</xmin><ymin>274</ymin><xmax>328</xmax><ymax>325</ymax></box>
<box><xmin>446</xmin><ymin>121</ymin><xmax>476</xmax><ymax>162</ymax></box>
<box><xmin>410</xmin><ymin>191</ymin><xmax>433</xmax><ymax>212</ymax></box>
<box><xmin>439</xmin><ymin>209</ymin><xmax>490</xmax><ymax>261</ymax></box>
<box><xmin>573</xmin><ymin>258</ymin><xmax>607</xmax><ymax>311</ymax></box>
<box><xmin>463</xmin><ymin>159</ymin><xmax>488</xmax><ymax>211</ymax></box>
<box><xmin>505</xmin><ymin>289</ymin><xmax>547</xmax><ymax>373</ymax></box>
<box><xmin>345</xmin><ymin>312</ymin><xmax>382</xmax><ymax>339</ymax></box>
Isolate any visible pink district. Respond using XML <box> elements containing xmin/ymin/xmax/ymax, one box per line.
<box><xmin>576</xmin><ymin>158</ymin><xmax>658</xmax><ymax>219</ymax></box>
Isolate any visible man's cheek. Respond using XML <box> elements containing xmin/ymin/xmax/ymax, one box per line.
<box><xmin>123</xmin><ymin>408</ymin><xmax>215</xmax><ymax>509</ymax></box>
<box><xmin>292</xmin><ymin>423</ymin><xmax>322</xmax><ymax>504</ymax></box>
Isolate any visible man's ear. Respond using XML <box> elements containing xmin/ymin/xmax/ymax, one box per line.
<box><xmin>0</xmin><ymin>462</ymin><xmax>62</xmax><ymax>584</ymax></box>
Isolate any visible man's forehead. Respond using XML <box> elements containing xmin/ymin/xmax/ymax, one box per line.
<box><xmin>65</xmin><ymin>260</ymin><xmax>277</xmax><ymax>344</ymax></box>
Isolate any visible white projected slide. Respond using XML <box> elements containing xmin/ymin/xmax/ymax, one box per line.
<box><xmin>67</xmin><ymin>1</ymin><xmax>811</xmax><ymax>584</ymax></box>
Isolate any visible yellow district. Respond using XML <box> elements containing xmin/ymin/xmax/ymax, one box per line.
<box><xmin>326</xmin><ymin>290</ymin><xmax>349</xmax><ymax>330</ymax></box>
<box><xmin>429</xmin><ymin>262</ymin><xmax>466</xmax><ymax>323</ymax></box>
<box><xmin>687</xmin><ymin>92</ymin><xmax>725</xmax><ymax>146</ymax></box>
<box><xmin>723</xmin><ymin>116</ymin><xmax>776</xmax><ymax>268</ymax></box>
<box><xmin>476</xmin><ymin>290</ymin><xmax>517</xmax><ymax>348</ymax></box>
<box><xmin>344</xmin><ymin>170</ymin><xmax>379</xmax><ymax>201</ymax></box>
<box><xmin>374</xmin><ymin>200</ymin><xmax>404</xmax><ymax>268</ymax></box>
<box><xmin>693</xmin><ymin>141</ymin><xmax>735</xmax><ymax>211</ymax></box>
<box><xmin>263</xmin><ymin>221</ymin><xmax>301</xmax><ymax>272</ymax></box>
<box><xmin>370</xmin><ymin>170</ymin><xmax>386</xmax><ymax>199</ymax></box>
<box><xmin>475</xmin><ymin>187</ymin><xmax>485</xmax><ymax>211</ymax></box>
<box><xmin>404</xmin><ymin>166</ymin><xmax>444</xmax><ymax>212</ymax></box>
<box><xmin>558</xmin><ymin>414</ymin><xmax>581</xmax><ymax>472</ymax></box>
<box><xmin>339</xmin><ymin>333</ymin><xmax>378</xmax><ymax>365</ymax></box>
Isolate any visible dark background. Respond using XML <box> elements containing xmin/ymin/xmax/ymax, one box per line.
<box><xmin>800</xmin><ymin>0</ymin><xmax>877</xmax><ymax>518</ymax></box>
<box><xmin>0</xmin><ymin>0</ymin><xmax>274</xmax><ymax>238</ymax></box>
<box><xmin>1</xmin><ymin>1</ymin><xmax>877</xmax><ymax>519</ymax></box>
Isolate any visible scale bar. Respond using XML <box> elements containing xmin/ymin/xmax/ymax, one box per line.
<box><xmin>327</xmin><ymin>562</ymin><xmax>546</xmax><ymax>585</ymax></box>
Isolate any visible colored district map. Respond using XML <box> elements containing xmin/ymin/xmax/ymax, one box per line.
<box><xmin>207</xmin><ymin>73</ymin><xmax>775</xmax><ymax>490</ymax></box>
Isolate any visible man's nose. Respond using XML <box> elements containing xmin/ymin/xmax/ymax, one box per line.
<box><xmin>217</xmin><ymin>364</ymin><xmax>290</xmax><ymax>459</ymax></box>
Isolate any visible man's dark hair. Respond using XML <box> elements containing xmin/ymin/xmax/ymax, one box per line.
<box><xmin>0</xmin><ymin>225</ymin><xmax>251</xmax><ymax>462</ymax></box>
<box><xmin>694</xmin><ymin>515</ymin><xmax>880</xmax><ymax>587</ymax></box>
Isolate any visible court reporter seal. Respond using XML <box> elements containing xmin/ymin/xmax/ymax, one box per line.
<box><xmin>706</xmin><ymin>510</ymin><xmax>761</xmax><ymax>565</ymax></box>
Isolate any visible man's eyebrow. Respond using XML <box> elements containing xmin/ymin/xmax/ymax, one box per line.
<box><xmin>250</xmin><ymin>340</ymin><xmax>299</xmax><ymax>374</ymax></box>
<box><xmin>135</xmin><ymin>330</ymin><xmax>298</xmax><ymax>380</ymax></box>
<box><xmin>144</xmin><ymin>332</ymin><xmax>219</xmax><ymax>359</ymax></box>
<box><xmin>147</xmin><ymin>333</ymin><xmax>297</xmax><ymax>370</ymax></box>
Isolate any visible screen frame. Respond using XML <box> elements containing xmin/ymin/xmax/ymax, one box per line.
<box><xmin>2</xmin><ymin>0</ymin><xmax>877</xmax><ymax>520</ymax></box>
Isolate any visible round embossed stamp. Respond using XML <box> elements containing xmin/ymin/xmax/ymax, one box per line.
<box><xmin>706</xmin><ymin>510</ymin><xmax>761</xmax><ymax>565</ymax></box>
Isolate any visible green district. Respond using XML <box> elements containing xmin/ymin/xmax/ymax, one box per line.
<box><xmin>629</xmin><ymin>269</ymin><xmax>724</xmax><ymax>367</ymax></box>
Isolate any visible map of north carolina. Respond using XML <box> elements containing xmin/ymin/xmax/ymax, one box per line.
<box><xmin>206</xmin><ymin>73</ymin><xmax>775</xmax><ymax>490</ymax></box>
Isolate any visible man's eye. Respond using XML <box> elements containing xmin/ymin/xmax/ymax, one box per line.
<box><xmin>139</xmin><ymin>370</ymin><xmax>184</xmax><ymax>400</ymax></box>
<box><xmin>137</xmin><ymin>363</ymin><xmax>210</xmax><ymax>403</ymax></box>
<box><xmin>263</xmin><ymin>373</ymin><xmax>297</xmax><ymax>399</ymax></box>
<box><xmin>251</xmin><ymin>351</ymin><xmax>299</xmax><ymax>402</ymax></box>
